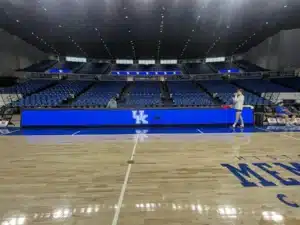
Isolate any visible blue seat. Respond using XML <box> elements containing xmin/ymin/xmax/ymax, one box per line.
<box><xmin>72</xmin><ymin>82</ymin><xmax>126</xmax><ymax>107</ymax></box>
<box><xmin>167</xmin><ymin>81</ymin><xmax>215</xmax><ymax>106</ymax></box>
<box><xmin>125</xmin><ymin>82</ymin><xmax>162</xmax><ymax>107</ymax></box>
<box><xmin>200</xmin><ymin>80</ymin><xmax>270</xmax><ymax>105</ymax></box>
<box><xmin>14</xmin><ymin>80</ymin><xmax>92</xmax><ymax>107</ymax></box>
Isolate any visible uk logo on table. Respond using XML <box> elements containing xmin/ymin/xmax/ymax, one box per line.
<box><xmin>132</xmin><ymin>110</ymin><xmax>149</xmax><ymax>124</ymax></box>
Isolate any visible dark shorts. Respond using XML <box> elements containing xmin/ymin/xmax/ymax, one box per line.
<box><xmin>235</xmin><ymin>109</ymin><xmax>242</xmax><ymax>112</ymax></box>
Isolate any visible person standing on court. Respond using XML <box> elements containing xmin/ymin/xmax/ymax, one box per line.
<box><xmin>107</xmin><ymin>97</ymin><xmax>118</xmax><ymax>108</ymax></box>
<box><xmin>232</xmin><ymin>89</ymin><xmax>245</xmax><ymax>128</ymax></box>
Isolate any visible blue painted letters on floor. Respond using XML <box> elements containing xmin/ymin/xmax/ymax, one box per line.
<box><xmin>221</xmin><ymin>162</ymin><xmax>300</xmax><ymax>187</ymax></box>
<box><xmin>253</xmin><ymin>163</ymin><xmax>300</xmax><ymax>186</ymax></box>
<box><xmin>277</xmin><ymin>194</ymin><xmax>299</xmax><ymax>208</ymax></box>
<box><xmin>274</xmin><ymin>162</ymin><xmax>300</xmax><ymax>176</ymax></box>
<box><xmin>221</xmin><ymin>163</ymin><xmax>276</xmax><ymax>187</ymax></box>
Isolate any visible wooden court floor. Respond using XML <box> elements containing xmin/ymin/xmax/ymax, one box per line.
<box><xmin>0</xmin><ymin>132</ymin><xmax>299</xmax><ymax>225</ymax></box>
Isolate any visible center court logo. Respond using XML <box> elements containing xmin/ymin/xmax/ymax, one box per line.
<box><xmin>132</xmin><ymin>110</ymin><xmax>149</xmax><ymax>124</ymax></box>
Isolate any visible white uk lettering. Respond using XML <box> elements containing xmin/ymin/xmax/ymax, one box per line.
<box><xmin>132</xmin><ymin>110</ymin><xmax>149</xmax><ymax>124</ymax></box>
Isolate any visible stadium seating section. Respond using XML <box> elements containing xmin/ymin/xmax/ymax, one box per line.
<box><xmin>209</xmin><ymin>62</ymin><xmax>238</xmax><ymax>72</ymax></box>
<box><xmin>0</xmin><ymin>80</ymin><xmax>55</xmax><ymax>95</ymax></box>
<box><xmin>12</xmin><ymin>81</ymin><xmax>91</xmax><ymax>107</ymax></box>
<box><xmin>200</xmin><ymin>80</ymin><xmax>270</xmax><ymax>105</ymax></box>
<box><xmin>234</xmin><ymin>60</ymin><xmax>268</xmax><ymax>72</ymax></box>
<box><xmin>3</xmin><ymin>78</ymin><xmax>296</xmax><ymax>108</ymax></box>
<box><xmin>126</xmin><ymin>82</ymin><xmax>162</xmax><ymax>107</ymax></box>
<box><xmin>6</xmin><ymin>60</ymin><xmax>298</xmax><ymax>108</ymax></box>
<box><xmin>72</xmin><ymin>82</ymin><xmax>125</xmax><ymax>107</ymax></box>
<box><xmin>168</xmin><ymin>81</ymin><xmax>215</xmax><ymax>106</ymax></box>
<box><xmin>234</xmin><ymin>79</ymin><xmax>294</xmax><ymax>93</ymax></box>
<box><xmin>48</xmin><ymin>61</ymin><xmax>84</xmax><ymax>73</ymax></box>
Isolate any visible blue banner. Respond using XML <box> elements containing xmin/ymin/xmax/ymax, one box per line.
<box><xmin>111</xmin><ymin>71</ymin><xmax>182</xmax><ymax>75</ymax></box>
<box><xmin>48</xmin><ymin>68</ymin><xmax>72</xmax><ymax>73</ymax></box>
<box><xmin>21</xmin><ymin>108</ymin><xmax>254</xmax><ymax>127</ymax></box>
<box><xmin>219</xmin><ymin>68</ymin><xmax>240</xmax><ymax>73</ymax></box>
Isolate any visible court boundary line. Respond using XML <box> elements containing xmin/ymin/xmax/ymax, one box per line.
<box><xmin>255</xmin><ymin>126</ymin><xmax>300</xmax><ymax>141</ymax></box>
<box><xmin>111</xmin><ymin>134</ymin><xmax>139</xmax><ymax>225</ymax></box>
<box><xmin>72</xmin><ymin>130</ymin><xmax>81</xmax><ymax>136</ymax></box>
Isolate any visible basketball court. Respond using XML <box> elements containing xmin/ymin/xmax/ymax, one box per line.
<box><xmin>0</xmin><ymin>126</ymin><xmax>299</xmax><ymax>225</ymax></box>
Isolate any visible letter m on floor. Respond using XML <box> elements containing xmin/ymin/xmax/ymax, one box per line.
<box><xmin>221</xmin><ymin>163</ymin><xmax>276</xmax><ymax>187</ymax></box>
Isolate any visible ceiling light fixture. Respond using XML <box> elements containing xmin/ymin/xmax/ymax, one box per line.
<box><xmin>179</xmin><ymin>11</ymin><xmax>202</xmax><ymax>58</ymax></box>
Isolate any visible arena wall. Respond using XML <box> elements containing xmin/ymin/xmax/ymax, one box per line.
<box><xmin>0</xmin><ymin>28</ymin><xmax>47</xmax><ymax>76</ymax></box>
<box><xmin>243</xmin><ymin>28</ymin><xmax>300</xmax><ymax>71</ymax></box>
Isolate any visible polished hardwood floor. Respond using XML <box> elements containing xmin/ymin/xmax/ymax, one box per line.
<box><xmin>0</xmin><ymin>132</ymin><xmax>299</xmax><ymax>225</ymax></box>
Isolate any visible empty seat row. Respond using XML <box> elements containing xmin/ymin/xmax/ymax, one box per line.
<box><xmin>6</xmin><ymin>79</ymin><xmax>290</xmax><ymax>108</ymax></box>
<box><xmin>13</xmin><ymin>80</ymin><xmax>91</xmax><ymax>107</ymax></box>
<box><xmin>0</xmin><ymin>80</ymin><xmax>55</xmax><ymax>96</ymax></box>
<box><xmin>168</xmin><ymin>81</ymin><xmax>215</xmax><ymax>106</ymax></box>
<box><xmin>126</xmin><ymin>95</ymin><xmax>162</xmax><ymax>107</ymax></box>
<box><xmin>72</xmin><ymin>82</ymin><xmax>126</xmax><ymax>107</ymax></box>
<box><xmin>200</xmin><ymin>80</ymin><xmax>270</xmax><ymax>105</ymax></box>
<box><xmin>125</xmin><ymin>82</ymin><xmax>162</xmax><ymax>106</ymax></box>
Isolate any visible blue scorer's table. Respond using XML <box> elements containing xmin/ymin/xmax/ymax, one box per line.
<box><xmin>21</xmin><ymin>107</ymin><xmax>254</xmax><ymax>127</ymax></box>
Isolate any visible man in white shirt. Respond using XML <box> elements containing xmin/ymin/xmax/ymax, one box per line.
<box><xmin>232</xmin><ymin>89</ymin><xmax>245</xmax><ymax>128</ymax></box>
<box><xmin>107</xmin><ymin>97</ymin><xmax>118</xmax><ymax>108</ymax></box>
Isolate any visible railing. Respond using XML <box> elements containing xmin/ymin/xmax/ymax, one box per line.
<box><xmin>12</xmin><ymin>70</ymin><xmax>296</xmax><ymax>81</ymax></box>
<box><xmin>0</xmin><ymin>89</ymin><xmax>20</xmax><ymax>124</ymax></box>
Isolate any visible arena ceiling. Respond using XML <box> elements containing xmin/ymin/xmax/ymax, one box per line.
<box><xmin>0</xmin><ymin>0</ymin><xmax>299</xmax><ymax>60</ymax></box>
